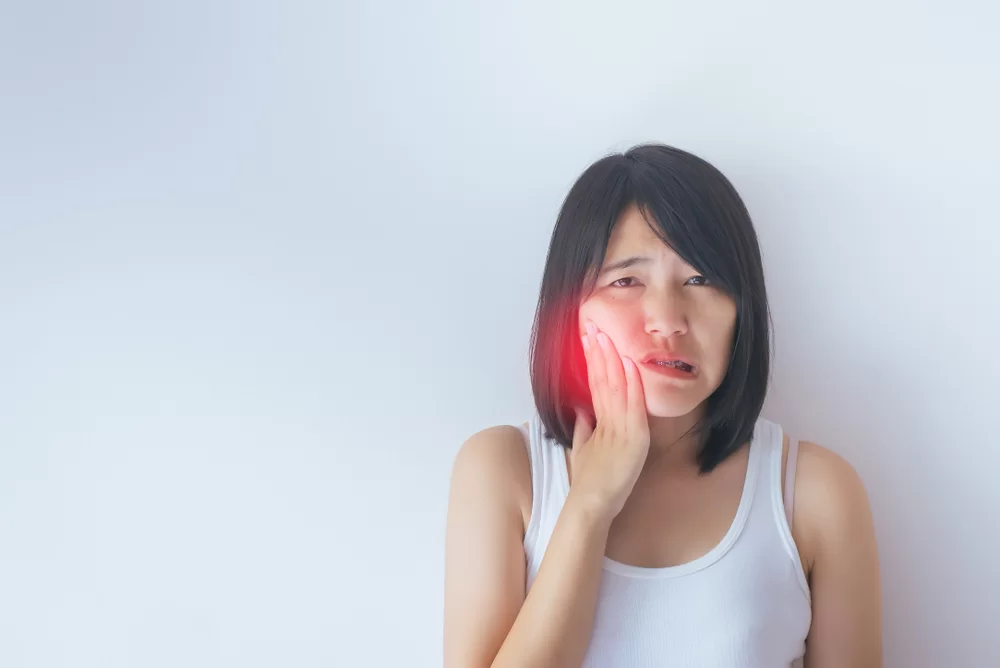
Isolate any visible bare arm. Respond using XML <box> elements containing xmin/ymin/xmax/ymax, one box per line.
<box><xmin>442</xmin><ymin>426</ymin><xmax>532</xmax><ymax>668</ymax></box>
<box><xmin>444</xmin><ymin>322</ymin><xmax>649</xmax><ymax>668</ymax></box>
<box><xmin>442</xmin><ymin>428</ymin><xmax>612</xmax><ymax>668</ymax></box>
<box><xmin>797</xmin><ymin>443</ymin><xmax>883</xmax><ymax>667</ymax></box>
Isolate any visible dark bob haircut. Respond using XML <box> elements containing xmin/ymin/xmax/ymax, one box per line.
<box><xmin>528</xmin><ymin>143</ymin><xmax>772</xmax><ymax>474</ymax></box>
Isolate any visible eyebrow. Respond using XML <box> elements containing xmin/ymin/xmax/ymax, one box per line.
<box><xmin>597</xmin><ymin>255</ymin><xmax>651</xmax><ymax>277</ymax></box>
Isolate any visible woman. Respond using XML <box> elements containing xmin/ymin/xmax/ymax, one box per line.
<box><xmin>443</xmin><ymin>143</ymin><xmax>882</xmax><ymax>667</ymax></box>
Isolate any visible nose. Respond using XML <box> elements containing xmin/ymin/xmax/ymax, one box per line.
<box><xmin>643</xmin><ymin>289</ymin><xmax>689</xmax><ymax>338</ymax></box>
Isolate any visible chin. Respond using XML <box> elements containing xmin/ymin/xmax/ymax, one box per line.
<box><xmin>643</xmin><ymin>392</ymin><xmax>708</xmax><ymax>419</ymax></box>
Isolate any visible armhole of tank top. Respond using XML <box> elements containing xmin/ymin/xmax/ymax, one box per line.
<box><xmin>773</xmin><ymin>425</ymin><xmax>811</xmax><ymax>601</ymax></box>
<box><xmin>516</xmin><ymin>420</ymin><xmax>542</xmax><ymax>551</ymax></box>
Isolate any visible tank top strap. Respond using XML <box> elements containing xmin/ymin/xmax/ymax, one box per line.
<box><xmin>519</xmin><ymin>414</ymin><xmax>570</xmax><ymax>553</ymax></box>
<box><xmin>517</xmin><ymin>417</ymin><xmax>550</xmax><ymax>504</ymax></box>
<box><xmin>762</xmin><ymin>419</ymin><xmax>812</xmax><ymax>602</ymax></box>
<box><xmin>761</xmin><ymin>420</ymin><xmax>800</xmax><ymax>526</ymax></box>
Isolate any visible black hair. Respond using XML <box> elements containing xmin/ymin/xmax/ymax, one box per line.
<box><xmin>528</xmin><ymin>142</ymin><xmax>772</xmax><ymax>474</ymax></box>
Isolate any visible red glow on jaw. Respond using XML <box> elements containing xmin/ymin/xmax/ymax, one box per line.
<box><xmin>532</xmin><ymin>293</ymin><xmax>591</xmax><ymax>413</ymax></box>
<box><xmin>540</xmin><ymin>293</ymin><xmax>696</xmax><ymax>416</ymax></box>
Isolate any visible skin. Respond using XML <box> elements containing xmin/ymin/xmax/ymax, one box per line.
<box><xmin>443</xmin><ymin>203</ymin><xmax>882</xmax><ymax>667</ymax></box>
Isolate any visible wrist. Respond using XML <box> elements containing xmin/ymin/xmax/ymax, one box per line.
<box><xmin>564</xmin><ymin>490</ymin><xmax>615</xmax><ymax>532</ymax></box>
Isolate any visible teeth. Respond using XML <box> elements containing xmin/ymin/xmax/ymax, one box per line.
<box><xmin>654</xmin><ymin>360</ymin><xmax>691</xmax><ymax>371</ymax></box>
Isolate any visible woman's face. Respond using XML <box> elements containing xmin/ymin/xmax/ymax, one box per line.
<box><xmin>577</xmin><ymin>204</ymin><xmax>738</xmax><ymax>418</ymax></box>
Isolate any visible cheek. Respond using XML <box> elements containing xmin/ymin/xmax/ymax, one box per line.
<box><xmin>702</xmin><ymin>304</ymin><xmax>738</xmax><ymax>359</ymax></box>
<box><xmin>577</xmin><ymin>300</ymin><xmax>603</xmax><ymax>335</ymax></box>
<box><xmin>578</xmin><ymin>300</ymin><xmax>632</xmax><ymax>338</ymax></box>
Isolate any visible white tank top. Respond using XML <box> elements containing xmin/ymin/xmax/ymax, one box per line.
<box><xmin>517</xmin><ymin>413</ymin><xmax>812</xmax><ymax>667</ymax></box>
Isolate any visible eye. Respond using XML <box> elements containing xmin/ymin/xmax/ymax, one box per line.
<box><xmin>686</xmin><ymin>275</ymin><xmax>711</xmax><ymax>286</ymax></box>
<box><xmin>610</xmin><ymin>277</ymin><xmax>638</xmax><ymax>288</ymax></box>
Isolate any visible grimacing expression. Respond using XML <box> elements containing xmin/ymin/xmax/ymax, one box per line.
<box><xmin>578</xmin><ymin>205</ymin><xmax>738</xmax><ymax>418</ymax></box>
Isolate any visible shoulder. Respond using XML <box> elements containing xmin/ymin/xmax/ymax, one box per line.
<box><xmin>443</xmin><ymin>424</ymin><xmax>535</xmax><ymax>667</ymax></box>
<box><xmin>792</xmin><ymin>440</ymin><xmax>875</xmax><ymax>573</ymax></box>
<box><xmin>449</xmin><ymin>423</ymin><xmax>533</xmax><ymax>533</ymax></box>
<box><xmin>789</xmin><ymin>441</ymin><xmax>883</xmax><ymax>662</ymax></box>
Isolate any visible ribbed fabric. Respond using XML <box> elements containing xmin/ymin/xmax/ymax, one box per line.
<box><xmin>518</xmin><ymin>414</ymin><xmax>811</xmax><ymax>667</ymax></box>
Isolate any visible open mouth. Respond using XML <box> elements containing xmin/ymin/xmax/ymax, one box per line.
<box><xmin>645</xmin><ymin>359</ymin><xmax>696</xmax><ymax>375</ymax></box>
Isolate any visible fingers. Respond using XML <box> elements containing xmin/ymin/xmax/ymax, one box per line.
<box><xmin>583</xmin><ymin>321</ymin><xmax>608</xmax><ymax>419</ymax></box>
<box><xmin>597</xmin><ymin>331</ymin><xmax>628</xmax><ymax>417</ymax></box>
<box><xmin>583</xmin><ymin>320</ymin><xmax>628</xmax><ymax>421</ymax></box>
<box><xmin>622</xmin><ymin>355</ymin><xmax>648</xmax><ymax>433</ymax></box>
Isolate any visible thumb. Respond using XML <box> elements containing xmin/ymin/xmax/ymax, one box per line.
<box><xmin>572</xmin><ymin>407</ymin><xmax>595</xmax><ymax>451</ymax></box>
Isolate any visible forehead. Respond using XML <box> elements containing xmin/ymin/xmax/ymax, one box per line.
<box><xmin>605</xmin><ymin>204</ymin><xmax>675</xmax><ymax>258</ymax></box>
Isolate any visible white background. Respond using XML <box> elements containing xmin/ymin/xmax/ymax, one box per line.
<box><xmin>2</xmin><ymin>1</ymin><xmax>998</xmax><ymax>666</ymax></box>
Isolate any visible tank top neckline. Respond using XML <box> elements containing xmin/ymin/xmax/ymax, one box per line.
<box><xmin>549</xmin><ymin>419</ymin><xmax>766</xmax><ymax>579</ymax></box>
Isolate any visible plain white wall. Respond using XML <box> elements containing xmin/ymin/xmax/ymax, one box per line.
<box><xmin>1</xmin><ymin>1</ymin><xmax>998</xmax><ymax>666</ymax></box>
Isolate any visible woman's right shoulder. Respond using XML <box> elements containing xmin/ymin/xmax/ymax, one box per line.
<box><xmin>449</xmin><ymin>422</ymin><xmax>533</xmax><ymax>533</ymax></box>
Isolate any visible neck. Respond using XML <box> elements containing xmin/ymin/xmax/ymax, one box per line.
<box><xmin>643</xmin><ymin>407</ymin><xmax>708</xmax><ymax>472</ymax></box>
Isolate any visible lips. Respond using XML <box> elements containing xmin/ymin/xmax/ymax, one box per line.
<box><xmin>640</xmin><ymin>353</ymin><xmax>696</xmax><ymax>374</ymax></box>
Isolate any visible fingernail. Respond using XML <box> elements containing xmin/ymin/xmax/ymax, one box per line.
<box><xmin>581</xmin><ymin>335</ymin><xmax>589</xmax><ymax>351</ymax></box>
<box><xmin>598</xmin><ymin>332</ymin><xmax>609</xmax><ymax>348</ymax></box>
<box><xmin>585</xmin><ymin>320</ymin><xmax>596</xmax><ymax>335</ymax></box>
